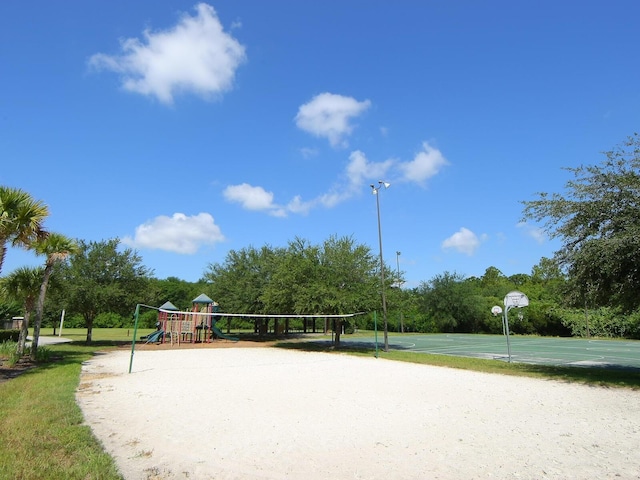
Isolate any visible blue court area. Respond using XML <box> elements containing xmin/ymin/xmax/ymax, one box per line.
<box><xmin>340</xmin><ymin>334</ymin><xmax>640</xmax><ymax>370</ymax></box>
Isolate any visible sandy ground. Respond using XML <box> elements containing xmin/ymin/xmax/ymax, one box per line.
<box><xmin>76</xmin><ymin>347</ymin><xmax>640</xmax><ymax>480</ymax></box>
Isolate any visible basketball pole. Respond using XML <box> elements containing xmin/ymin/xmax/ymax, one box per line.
<box><xmin>502</xmin><ymin>291</ymin><xmax>529</xmax><ymax>364</ymax></box>
<box><xmin>503</xmin><ymin>307</ymin><xmax>512</xmax><ymax>363</ymax></box>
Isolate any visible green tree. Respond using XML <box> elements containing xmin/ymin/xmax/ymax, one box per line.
<box><xmin>30</xmin><ymin>233</ymin><xmax>78</xmax><ymax>359</ymax></box>
<box><xmin>148</xmin><ymin>276</ymin><xmax>205</xmax><ymax>311</ymax></box>
<box><xmin>266</xmin><ymin>235</ymin><xmax>378</xmax><ymax>346</ymax></box>
<box><xmin>390</xmin><ymin>287</ymin><xmax>426</xmax><ymax>333</ymax></box>
<box><xmin>260</xmin><ymin>237</ymin><xmax>319</xmax><ymax>314</ymax></box>
<box><xmin>530</xmin><ymin>256</ymin><xmax>565</xmax><ymax>287</ymax></box>
<box><xmin>479</xmin><ymin>266</ymin><xmax>509</xmax><ymax>297</ymax></box>
<box><xmin>58</xmin><ymin>238</ymin><xmax>152</xmax><ymax>343</ymax></box>
<box><xmin>205</xmin><ymin>245</ymin><xmax>284</xmax><ymax>314</ymax></box>
<box><xmin>522</xmin><ymin>134</ymin><xmax>640</xmax><ymax>312</ymax></box>
<box><xmin>0</xmin><ymin>298</ymin><xmax>21</xmax><ymax>322</ymax></box>
<box><xmin>520</xmin><ymin>257</ymin><xmax>571</xmax><ymax>336</ymax></box>
<box><xmin>417</xmin><ymin>272</ymin><xmax>486</xmax><ymax>333</ymax></box>
<box><xmin>0</xmin><ymin>186</ymin><xmax>49</xmax><ymax>276</ymax></box>
<box><xmin>206</xmin><ymin>236</ymin><xmax>379</xmax><ymax>345</ymax></box>
<box><xmin>0</xmin><ymin>266</ymin><xmax>43</xmax><ymax>355</ymax></box>
<box><xmin>314</xmin><ymin>235</ymin><xmax>378</xmax><ymax>345</ymax></box>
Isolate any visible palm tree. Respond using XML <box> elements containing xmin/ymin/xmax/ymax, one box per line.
<box><xmin>0</xmin><ymin>267</ymin><xmax>44</xmax><ymax>356</ymax></box>
<box><xmin>30</xmin><ymin>233</ymin><xmax>78</xmax><ymax>360</ymax></box>
<box><xmin>0</xmin><ymin>186</ymin><xmax>49</xmax><ymax>276</ymax></box>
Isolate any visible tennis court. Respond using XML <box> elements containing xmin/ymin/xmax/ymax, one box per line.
<box><xmin>340</xmin><ymin>333</ymin><xmax>640</xmax><ymax>370</ymax></box>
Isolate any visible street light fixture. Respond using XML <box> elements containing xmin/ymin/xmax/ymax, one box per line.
<box><xmin>371</xmin><ymin>180</ymin><xmax>390</xmax><ymax>352</ymax></box>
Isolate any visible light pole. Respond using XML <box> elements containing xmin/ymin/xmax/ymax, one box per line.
<box><xmin>371</xmin><ymin>181</ymin><xmax>390</xmax><ymax>352</ymax></box>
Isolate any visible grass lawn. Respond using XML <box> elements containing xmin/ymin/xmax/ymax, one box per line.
<box><xmin>39</xmin><ymin>327</ymin><xmax>156</xmax><ymax>343</ymax></box>
<box><xmin>0</xmin><ymin>329</ymin><xmax>638</xmax><ymax>479</ymax></box>
<box><xmin>0</xmin><ymin>342</ymin><xmax>124</xmax><ymax>479</ymax></box>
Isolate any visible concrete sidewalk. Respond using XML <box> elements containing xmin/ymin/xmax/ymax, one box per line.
<box><xmin>27</xmin><ymin>335</ymin><xmax>72</xmax><ymax>346</ymax></box>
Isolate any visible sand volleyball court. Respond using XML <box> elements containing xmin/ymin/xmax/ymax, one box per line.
<box><xmin>77</xmin><ymin>347</ymin><xmax>640</xmax><ymax>479</ymax></box>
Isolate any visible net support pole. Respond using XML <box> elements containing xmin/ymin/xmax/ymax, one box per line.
<box><xmin>129</xmin><ymin>304</ymin><xmax>141</xmax><ymax>374</ymax></box>
<box><xmin>374</xmin><ymin>311</ymin><xmax>379</xmax><ymax>358</ymax></box>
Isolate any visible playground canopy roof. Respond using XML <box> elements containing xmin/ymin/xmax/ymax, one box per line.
<box><xmin>159</xmin><ymin>301</ymin><xmax>179</xmax><ymax>311</ymax></box>
<box><xmin>192</xmin><ymin>294</ymin><xmax>214</xmax><ymax>304</ymax></box>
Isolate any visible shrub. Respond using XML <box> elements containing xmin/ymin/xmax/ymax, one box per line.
<box><xmin>0</xmin><ymin>330</ymin><xmax>20</xmax><ymax>342</ymax></box>
<box><xmin>28</xmin><ymin>345</ymin><xmax>51</xmax><ymax>363</ymax></box>
<box><xmin>0</xmin><ymin>340</ymin><xmax>17</xmax><ymax>356</ymax></box>
<box><xmin>557</xmin><ymin>306</ymin><xmax>636</xmax><ymax>338</ymax></box>
<box><xmin>0</xmin><ymin>340</ymin><xmax>20</xmax><ymax>366</ymax></box>
<box><xmin>94</xmin><ymin>312</ymin><xmax>128</xmax><ymax>328</ymax></box>
<box><xmin>62</xmin><ymin>314</ymin><xmax>85</xmax><ymax>328</ymax></box>
<box><xmin>139</xmin><ymin>310</ymin><xmax>159</xmax><ymax>329</ymax></box>
<box><xmin>620</xmin><ymin>310</ymin><xmax>640</xmax><ymax>339</ymax></box>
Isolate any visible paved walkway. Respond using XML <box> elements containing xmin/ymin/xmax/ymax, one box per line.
<box><xmin>26</xmin><ymin>335</ymin><xmax>72</xmax><ymax>346</ymax></box>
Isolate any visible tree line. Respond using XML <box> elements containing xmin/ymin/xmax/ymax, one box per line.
<box><xmin>2</xmin><ymin>134</ymin><xmax>640</xmax><ymax>346</ymax></box>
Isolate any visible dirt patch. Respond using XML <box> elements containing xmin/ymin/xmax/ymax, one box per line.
<box><xmin>0</xmin><ymin>358</ymin><xmax>37</xmax><ymax>385</ymax></box>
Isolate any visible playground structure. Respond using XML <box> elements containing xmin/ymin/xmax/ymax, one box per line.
<box><xmin>151</xmin><ymin>294</ymin><xmax>238</xmax><ymax>345</ymax></box>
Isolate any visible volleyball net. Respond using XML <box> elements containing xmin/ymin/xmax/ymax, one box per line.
<box><xmin>156</xmin><ymin>308</ymin><xmax>365</xmax><ymax>345</ymax></box>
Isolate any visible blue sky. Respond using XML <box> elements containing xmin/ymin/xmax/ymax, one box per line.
<box><xmin>2</xmin><ymin>1</ymin><xmax>639</xmax><ymax>287</ymax></box>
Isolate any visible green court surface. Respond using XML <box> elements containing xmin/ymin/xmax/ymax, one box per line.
<box><xmin>341</xmin><ymin>334</ymin><xmax>640</xmax><ymax>370</ymax></box>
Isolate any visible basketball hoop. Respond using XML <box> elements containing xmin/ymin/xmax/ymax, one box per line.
<box><xmin>504</xmin><ymin>291</ymin><xmax>529</xmax><ymax>308</ymax></box>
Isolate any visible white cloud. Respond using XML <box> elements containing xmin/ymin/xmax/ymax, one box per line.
<box><xmin>345</xmin><ymin>150</ymin><xmax>393</xmax><ymax>189</ymax></box>
<box><xmin>222</xmin><ymin>145</ymin><xmax>442</xmax><ymax>218</ymax></box>
<box><xmin>442</xmin><ymin>227</ymin><xmax>482</xmax><ymax>256</ymax></box>
<box><xmin>223</xmin><ymin>183</ymin><xmax>286</xmax><ymax>217</ymax></box>
<box><xmin>122</xmin><ymin>212</ymin><xmax>225</xmax><ymax>254</ymax></box>
<box><xmin>299</xmin><ymin>147</ymin><xmax>318</xmax><ymax>159</ymax></box>
<box><xmin>223</xmin><ymin>142</ymin><xmax>447</xmax><ymax>218</ymax></box>
<box><xmin>398</xmin><ymin>141</ymin><xmax>448</xmax><ymax>183</ymax></box>
<box><xmin>315</xmin><ymin>150</ymin><xmax>393</xmax><ymax>209</ymax></box>
<box><xmin>286</xmin><ymin>195</ymin><xmax>314</xmax><ymax>215</ymax></box>
<box><xmin>517</xmin><ymin>222</ymin><xmax>546</xmax><ymax>244</ymax></box>
<box><xmin>316</xmin><ymin>143</ymin><xmax>448</xmax><ymax>208</ymax></box>
<box><xmin>224</xmin><ymin>183</ymin><xmax>313</xmax><ymax>217</ymax></box>
<box><xmin>222</xmin><ymin>149</ymin><xmax>394</xmax><ymax>217</ymax></box>
<box><xmin>88</xmin><ymin>3</ymin><xmax>246</xmax><ymax>104</ymax></box>
<box><xmin>295</xmin><ymin>93</ymin><xmax>371</xmax><ymax>147</ymax></box>
<box><xmin>324</xmin><ymin>145</ymin><xmax>443</xmax><ymax>207</ymax></box>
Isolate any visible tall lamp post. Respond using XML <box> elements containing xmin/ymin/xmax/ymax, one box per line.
<box><xmin>371</xmin><ymin>181</ymin><xmax>390</xmax><ymax>352</ymax></box>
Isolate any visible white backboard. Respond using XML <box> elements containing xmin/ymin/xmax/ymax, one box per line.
<box><xmin>504</xmin><ymin>290</ymin><xmax>529</xmax><ymax>308</ymax></box>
